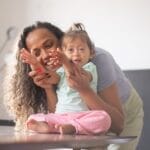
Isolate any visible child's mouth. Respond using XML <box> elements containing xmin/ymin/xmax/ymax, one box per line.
<box><xmin>72</xmin><ymin>60</ymin><xmax>81</xmax><ymax>64</ymax></box>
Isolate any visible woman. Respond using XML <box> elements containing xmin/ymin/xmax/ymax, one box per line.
<box><xmin>5</xmin><ymin>21</ymin><xmax>143</xmax><ymax>150</ymax></box>
<box><xmin>20</xmin><ymin>22</ymin><xmax>111</xmax><ymax>135</ymax></box>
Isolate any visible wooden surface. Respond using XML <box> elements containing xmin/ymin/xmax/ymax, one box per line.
<box><xmin>0</xmin><ymin>126</ymin><xmax>136</xmax><ymax>150</ymax></box>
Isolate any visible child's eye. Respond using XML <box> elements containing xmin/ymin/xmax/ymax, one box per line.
<box><xmin>79</xmin><ymin>48</ymin><xmax>84</xmax><ymax>51</ymax></box>
<box><xmin>68</xmin><ymin>48</ymin><xmax>73</xmax><ymax>52</ymax></box>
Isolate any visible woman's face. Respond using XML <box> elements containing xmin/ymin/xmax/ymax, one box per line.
<box><xmin>26</xmin><ymin>28</ymin><xmax>59</xmax><ymax>67</ymax></box>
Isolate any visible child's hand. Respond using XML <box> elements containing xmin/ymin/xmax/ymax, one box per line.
<box><xmin>47</xmin><ymin>48</ymin><xmax>63</xmax><ymax>71</ymax></box>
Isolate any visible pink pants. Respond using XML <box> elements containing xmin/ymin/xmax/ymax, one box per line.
<box><xmin>27</xmin><ymin>110</ymin><xmax>111</xmax><ymax>135</ymax></box>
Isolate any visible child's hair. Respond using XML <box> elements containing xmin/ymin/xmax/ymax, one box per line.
<box><xmin>61</xmin><ymin>23</ymin><xmax>95</xmax><ymax>56</ymax></box>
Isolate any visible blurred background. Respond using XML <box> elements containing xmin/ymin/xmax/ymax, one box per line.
<box><xmin>0</xmin><ymin>0</ymin><xmax>150</xmax><ymax>119</ymax></box>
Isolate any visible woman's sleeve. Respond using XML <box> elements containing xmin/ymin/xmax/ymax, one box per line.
<box><xmin>93</xmin><ymin>52</ymin><xmax>117</xmax><ymax>91</ymax></box>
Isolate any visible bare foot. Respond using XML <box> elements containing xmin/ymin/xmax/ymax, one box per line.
<box><xmin>27</xmin><ymin>119</ymin><xmax>54</xmax><ymax>133</ymax></box>
<box><xmin>58</xmin><ymin>124</ymin><xmax>76</xmax><ymax>134</ymax></box>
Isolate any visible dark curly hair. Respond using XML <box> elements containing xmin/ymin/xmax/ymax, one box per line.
<box><xmin>5</xmin><ymin>21</ymin><xmax>64</xmax><ymax>130</ymax></box>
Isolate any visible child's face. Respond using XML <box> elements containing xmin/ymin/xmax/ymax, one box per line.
<box><xmin>26</xmin><ymin>28</ymin><xmax>59</xmax><ymax>68</ymax></box>
<box><xmin>62</xmin><ymin>38</ymin><xmax>92</xmax><ymax>67</ymax></box>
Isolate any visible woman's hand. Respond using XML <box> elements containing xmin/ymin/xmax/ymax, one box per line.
<box><xmin>20</xmin><ymin>48</ymin><xmax>60</xmax><ymax>88</ymax></box>
<box><xmin>28</xmin><ymin>70</ymin><xmax>59</xmax><ymax>89</ymax></box>
<box><xmin>20</xmin><ymin>48</ymin><xmax>46</xmax><ymax>74</ymax></box>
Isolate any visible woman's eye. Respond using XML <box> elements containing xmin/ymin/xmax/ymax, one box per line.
<box><xmin>33</xmin><ymin>49</ymin><xmax>41</xmax><ymax>57</ymax></box>
<box><xmin>44</xmin><ymin>44</ymin><xmax>52</xmax><ymax>49</ymax></box>
<box><xmin>44</xmin><ymin>40</ymin><xmax>54</xmax><ymax>49</ymax></box>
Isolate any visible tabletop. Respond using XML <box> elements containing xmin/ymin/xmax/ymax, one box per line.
<box><xmin>0</xmin><ymin>126</ymin><xmax>136</xmax><ymax>150</ymax></box>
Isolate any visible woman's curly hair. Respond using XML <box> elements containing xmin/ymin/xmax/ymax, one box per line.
<box><xmin>4</xmin><ymin>21</ymin><xmax>64</xmax><ymax>131</ymax></box>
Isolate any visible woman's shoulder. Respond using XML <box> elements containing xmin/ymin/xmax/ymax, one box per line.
<box><xmin>92</xmin><ymin>47</ymin><xmax>115</xmax><ymax>66</ymax></box>
<box><xmin>94</xmin><ymin>47</ymin><xmax>112</xmax><ymax>58</ymax></box>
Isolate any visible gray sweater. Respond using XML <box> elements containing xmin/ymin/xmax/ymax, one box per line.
<box><xmin>92</xmin><ymin>47</ymin><xmax>131</xmax><ymax>103</ymax></box>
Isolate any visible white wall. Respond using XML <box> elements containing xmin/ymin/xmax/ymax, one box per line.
<box><xmin>0</xmin><ymin>0</ymin><xmax>29</xmax><ymax>119</ymax></box>
<box><xmin>1</xmin><ymin>0</ymin><xmax>150</xmax><ymax>69</ymax></box>
<box><xmin>0</xmin><ymin>0</ymin><xmax>150</xmax><ymax>119</ymax></box>
<box><xmin>26</xmin><ymin>0</ymin><xmax>150</xmax><ymax>70</ymax></box>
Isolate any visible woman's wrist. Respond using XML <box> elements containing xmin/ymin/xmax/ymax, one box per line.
<box><xmin>76</xmin><ymin>85</ymin><xmax>92</xmax><ymax>94</ymax></box>
<box><xmin>44</xmin><ymin>85</ymin><xmax>55</xmax><ymax>91</ymax></box>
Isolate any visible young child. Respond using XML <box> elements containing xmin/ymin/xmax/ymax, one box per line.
<box><xmin>20</xmin><ymin>23</ymin><xmax>111</xmax><ymax>135</ymax></box>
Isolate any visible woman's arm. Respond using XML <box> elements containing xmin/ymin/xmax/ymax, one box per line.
<box><xmin>98</xmin><ymin>83</ymin><xmax>124</xmax><ymax>134</ymax></box>
<box><xmin>45</xmin><ymin>86</ymin><xmax>57</xmax><ymax>113</ymax></box>
<box><xmin>28</xmin><ymin>70</ymin><xmax>59</xmax><ymax>112</ymax></box>
<box><xmin>80</xmin><ymin>83</ymin><xmax>124</xmax><ymax>135</ymax></box>
<box><xmin>67</xmin><ymin>65</ymin><xmax>124</xmax><ymax>135</ymax></box>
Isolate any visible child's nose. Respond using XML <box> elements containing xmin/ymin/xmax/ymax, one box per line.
<box><xmin>73</xmin><ymin>49</ymin><xmax>80</xmax><ymax>55</ymax></box>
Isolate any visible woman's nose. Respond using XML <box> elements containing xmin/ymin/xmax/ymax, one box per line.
<box><xmin>41</xmin><ymin>49</ymin><xmax>49</xmax><ymax>59</ymax></box>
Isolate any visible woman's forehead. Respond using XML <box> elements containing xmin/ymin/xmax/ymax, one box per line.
<box><xmin>27</xmin><ymin>28</ymin><xmax>56</xmax><ymax>40</ymax></box>
<box><xmin>26</xmin><ymin>28</ymin><xmax>58</xmax><ymax>48</ymax></box>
